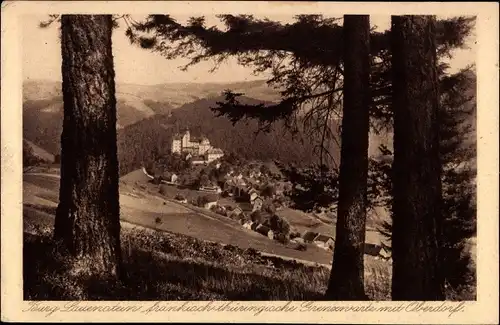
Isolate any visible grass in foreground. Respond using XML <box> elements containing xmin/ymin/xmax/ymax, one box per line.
<box><xmin>24</xmin><ymin>224</ymin><xmax>333</xmax><ymax>300</ymax></box>
<box><xmin>24</xmin><ymin>223</ymin><xmax>394</xmax><ymax>301</ymax></box>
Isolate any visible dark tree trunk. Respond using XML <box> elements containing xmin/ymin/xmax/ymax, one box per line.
<box><xmin>54</xmin><ymin>15</ymin><xmax>122</xmax><ymax>278</ymax></box>
<box><xmin>326</xmin><ymin>15</ymin><xmax>370</xmax><ymax>300</ymax></box>
<box><xmin>391</xmin><ymin>15</ymin><xmax>444</xmax><ymax>300</ymax></box>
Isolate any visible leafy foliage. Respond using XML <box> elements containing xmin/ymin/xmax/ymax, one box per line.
<box><xmin>376</xmin><ymin>68</ymin><xmax>477</xmax><ymax>290</ymax></box>
<box><xmin>126</xmin><ymin>14</ymin><xmax>476</xmax><ymax>291</ymax></box>
<box><xmin>277</xmin><ymin>162</ymin><xmax>339</xmax><ymax>213</ymax></box>
<box><xmin>125</xmin><ymin>14</ymin><xmax>475</xmax><ymax>167</ymax></box>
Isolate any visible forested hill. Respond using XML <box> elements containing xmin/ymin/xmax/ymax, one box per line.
<box><xmin>117</xmin><ymin>95</ymin><xmax>341</xmax><ymax>175</ymax></box>
<box><xmin>22</xmin><ymin>79</ymin><xmax>280</xmax><ymax>155</ymax></box>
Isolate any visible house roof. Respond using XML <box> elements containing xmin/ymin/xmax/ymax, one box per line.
<box><xmin>172</xmin><ymin>135</ymin><xmax>182</xmax><ymax>141</ymax></box>
<box><xmin>314</xmin><ymin>234</ymin><xmax>334</xmax><ymax>243</ymax></box>
<box><xmin>303</xmin><ymin>231</ymin><xmax>319</xmax><ymax>242</ymax></box>
<box><xmin>248</xmin><ymin>187</ymin><xmax>259</xmax><ymax>195</ymax></box>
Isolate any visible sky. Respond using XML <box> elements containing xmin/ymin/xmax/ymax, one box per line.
<box><xmin>22</xmin><ymin>14</ymin><xmax>476</xmax><ymax>85</ymax></box>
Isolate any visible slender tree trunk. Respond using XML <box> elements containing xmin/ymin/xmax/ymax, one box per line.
<box><xmin>391</xmin><ymin>15</ymin><xmax>444</xmax><ymax>300</ymax></box>
<box><xmin>326</xmin><ymin>15</ymin><xmax>370</xmax><ymax>300</ymax></box>
<box><xmin>54</xmin><ymin>15</ymin><xmax>122</xmax><ymax>278</ymax></box>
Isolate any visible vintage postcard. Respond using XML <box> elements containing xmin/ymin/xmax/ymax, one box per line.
<box><xmin>1</xmin><ymin>1</ymin><xmax>498</xmax><ymax>323</ymax></box>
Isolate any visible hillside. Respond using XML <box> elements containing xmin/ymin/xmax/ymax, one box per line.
<box><xmin>22</xmin><ymin>79</ymin><xmax>281</xmax><ymax>155</ymax></box>
<box><xmin>117</xmin><ymin>95</ymin><xmax>340</xmax><ymax>175</ymax></box>
<box><xmin>23</xmin><ymin>139</ymin><xmax>55</xmax><ymax>163</ymax></box>
<box><xmin>23</xmin><ymin>79</ymin><xmax>280</xmax><ymax>109</ymax></box>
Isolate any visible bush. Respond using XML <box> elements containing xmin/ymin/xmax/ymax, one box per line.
<box><xmin>174</xmin><ymin>194</ymin><xmax>186</xmax><ymax>201</ymax></box>
<box><xmin>196</xmin><ymin>195</ymin><xmax>210</xmax><ymax>207</ymax></box>
<box><xmin>238</xmin><ymin>213</ymin><xmax>250</xmax><ymax>223</ymax></box>
<box><xmin>250</xmin><ymin>210</ymin><xmax>262</xmax><ymax>224</ymax></box>
<box><xmin>268</xmin><ymin>214</ymin><xmax>290</xmax><ymax>236</ymax></box>
<box><xmin>274</xmin><ymin>233</ymin><xmax>290</xmax><ymax>245</ymax></box>
<box><xmin>262</xmin><ymin>201</ymin><xmax>277</xmax><ymax>214</ymax></box>
<box><xmin>159</xmin><ymin>185</ymin><xmax>169</xmax><ymax>196</ymax></box>
<box><xmin>295</xmin><ymin>243</ymin><xmax>307</xmax><ymax>251</ymax></box>
<box><xmin>289</xmin><ymin>231</ymin><xmax>301</xmax><ymax>239</ymax></box>
<box><xmin>155</xmin><ymin>217</ymin><xmax>162</xmax><ymax>224</ymax></box>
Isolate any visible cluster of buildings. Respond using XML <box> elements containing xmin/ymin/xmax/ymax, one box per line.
<box><xmin>222</xmin><ymin>170</ymin><xmax>290</xmax><ymax>213</ymax></box>
<box><xmin>171</xmin><ymin>129</ymin><xmax>224</xmax><ymax>164</ymax></box>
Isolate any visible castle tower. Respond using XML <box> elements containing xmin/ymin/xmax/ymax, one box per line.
<box><xmin>171</xmin><ymin>134</ymin><xmax>182</xmax><ymax>154</ymax></box>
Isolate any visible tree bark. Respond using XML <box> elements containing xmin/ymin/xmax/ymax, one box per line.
<box><xmin>391</xmin><ymin>15</ymin><xmax>445</xmax><ymax>300</ymax></box>
<box><xmin>326</xmin><ymin>15</ymin><xmax>370</xmax><ymax>300</ymax></box>
<box><xmin>54</xmin><ymin>15</ymin><xmax>122</xmax><ymax>278</ymax></box>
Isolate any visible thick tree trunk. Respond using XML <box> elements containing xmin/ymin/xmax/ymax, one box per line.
<box><xmin>326</xmin><ymin>15</ymin><xmax>370</xmax><ymax>300</ymax></box>
<box><xmin>391</xmin><ymin>15</ymin><xmax>444</xmax><ymax>300</ymax></box>
<box><xmin>54</xmin><ymin>15</ymin><xmax>122</xmax><ymax>278</ymax></box>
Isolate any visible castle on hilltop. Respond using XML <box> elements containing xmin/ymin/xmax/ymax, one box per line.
<box><xmin>172</xmin><ymin>129</ymin><xmax>224</xmax><ymax>164</ymax></box>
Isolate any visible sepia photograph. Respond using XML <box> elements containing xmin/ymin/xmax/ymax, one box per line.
<box><xmin>2</xmin><ymin>1</ymin><xmax>499</xmax><ymax>323</ymax></box>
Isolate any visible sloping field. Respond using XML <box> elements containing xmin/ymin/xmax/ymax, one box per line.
<box><xmin>24</xmin><ymin>139</ymin><xmax>55</xmax><ymax>162</ymax></box>
<box><xmin>23</xmin><ymin>172</ymin><xmax>335</xmax><ymax>265</ymax></box>
<box><xmin>121</xmin><ymin>168</ymin><xmax>153</xmax><ymax>183</ymax></box>
<box><xmin>276</xmin><ymin>208</ymin><xmax>333</xmax><ymax>235</ymax></box>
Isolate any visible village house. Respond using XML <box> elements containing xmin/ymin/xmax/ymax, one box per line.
<box><xmin>174</xmin><ymin>194</ymin><xmax>188</xmax><ymax>204</ymax></box>
<box><xmin>231</xmin><ymin>206</ymin><xmax>243</xmax><ymax>216</ymax></box>
<box><xmin>242</xmin><ymin>220</ymin><xmax>254</xmax><ymax>230</ymax></box>
<box><xmin>313</xmin><ymin>234</ymin><xmax>335</xmax><ymax>251</ymax></box>
<box><xmin>202</xmin><ymin>194</ymin><xmax>219</xmax><ymax>210</ymax></box>
<box><xmin>290</xmin><ymin>237</ymin><xmax>305</xmax><ymax>244</ymax></box>
<box><xmin>379</xmin><ymin>243</ymin><xmax>392</xmax><ymax>260</ymax></box>
<box><xmin>171</xmin><ymin>173</ymin><xmax>178</xmax><ymax>184</ymax></box>
<box><xmin>364</xmin><ymin>242</ymin><xmax>391</xmax><ymax>260</ymax></box>
<box><xmin>164</xmin><ymin>173</ymin><xmax>178</xmax><ymax>184</ymax></box>
<box><xmin>251</xmin><ymin>194</ymin><xmax>264</xmax><ymax>212</ymax></box>
<box><xmin>224</xmin><ymin>177</ymin><xmax>250</xmax><ymax>198</ymax></box>
<box><xmin>191</xmin><ymin>156</ymin><xmax>207</xmax><ymax>165</ymax></box>
<box><xmin>204</xmin><ymin>200</ymin><xmax>218</xmax><ymax>210</ymax></box>
<box><xmin>199</xmin><ymin>184</ymin><xmax>222</xmax><ymax>193</ymax></box>
<box><xmin>249</xmin><ymin>191</ymin><xmax>259</xmax><ymax>202</ymax></box>
<box><xmin>302</xmin><ymin>231</ymin><xmax>319</xmax><ymax>243</ymax></box>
